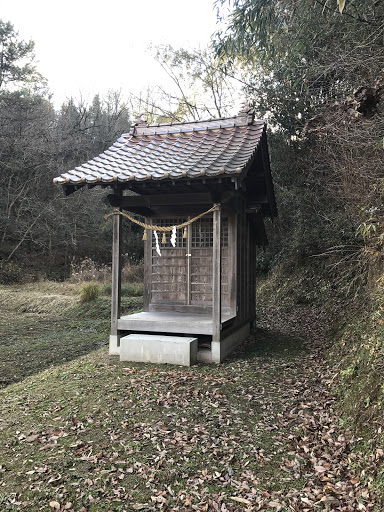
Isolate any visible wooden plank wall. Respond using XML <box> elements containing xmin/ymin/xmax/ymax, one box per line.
<box><xmin>249</xmin><ymin>218</ymin><xmax>257</xmax><ymax>324</ymax></box>
<box><xmin>191</xmin><ymin>247</ymin><xmax>213</xmax><ymax>304</ymax></box>
<box><xmin>190</xmin><ymin>247</ymin><xmax>229</xmax><ymax>307</ymax></box>
<box><xmin>143</xmin><ymin>217</ymin><xmax>151</xmax><ymax>311</ymax></box>
<box><xmin>151</xmin><ymin>248</ymin><xmax>187</xmax><ymax>304</ymax></box>
<box><xmin>212</xmin><ymin>206</ymin><xmax>222</xmax><ymax>342</ymax></box>
<box><xmin>222</xmin><ymin>198</ymin><xmax>257</xmax><ymax>338</ymax></box>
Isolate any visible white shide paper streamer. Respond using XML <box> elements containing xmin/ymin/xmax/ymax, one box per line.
<box><xmin>153</xmin><ymin>230</ymin><xmax>161</xmax><ymax>256</ymax></box>
<box><xmin>170</xmin><ymin>226</ymin><xmax>177</xmax><ymax>247</ymax></box>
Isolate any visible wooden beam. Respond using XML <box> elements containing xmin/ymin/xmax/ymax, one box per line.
<box><xmin>129</xmin><ymin>206</ymin><xmax>209</xmax><ymax>217</ymax></box>
<box><xmin>122</xmin><ymin>206</ymin><xmax>154</xmax><ymax>216</ymax></box>
<box><xmin>260</xmin><ymin>134</ymin><xmax>278</xmax><ymax>217</ymax></box>
<box><xmin>111</xmin><ymin>205</ymin><xmax>122</xmax><ymax>337</ymax></box>
<box><xmin>108</xmin><ymin>192</ymin><xmax>213</xmax><ymax>209</ymax></box>
<box><xmin>208</xmin><ymin>186</ymin><xmax>222</xmax><ymax>204</ymax></box>
<box><xmin>247</xmin><ymin>213</ymin><xmax>268</xmax><ymax>247</ymax></box>
<box><xmin>212</xmin><ymin>205</ymin><xmax>222</xmax><ymax>342</ymax></box>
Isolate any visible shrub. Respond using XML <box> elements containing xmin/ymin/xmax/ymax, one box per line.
<box><xmin>122</xmin><ymin>283</ymin><xmax>144</xmax><ymax>297</ymax></box>
<box><xmin>101</xmin><ymin>283</ymin><xmax>112</xmax><ymax>295</ymax></box>
<box><xmin>0</xmin><ymin>261</ymin><xmax>24</xmax><ymax>284</ymax></box>
<box><xmin>79</xmin><ymin>282</ymin><xmax>100</xmax><ymax>303</ymax></box>
<box><xmin>122</xmin><ymin>262</ymin><xmax>144</xmax><ymax>283</ymax></box>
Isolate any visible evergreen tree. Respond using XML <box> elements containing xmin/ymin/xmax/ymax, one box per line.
<box><xmin>0</xmin><ymin>20</ymin><xmax>42</xmax><ymax>90</ymax></box>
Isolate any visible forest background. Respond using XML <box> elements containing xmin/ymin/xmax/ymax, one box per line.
<box><xmin>1</xmin><ymin>0</ymin><xmax>383</xmax><ymax>289</ymax></box>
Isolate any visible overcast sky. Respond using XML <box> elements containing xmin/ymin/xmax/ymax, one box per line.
<box><xmin>2</xmin><ymin>0</ymin><xmax>221</xmax><ymax>106</ymax></box>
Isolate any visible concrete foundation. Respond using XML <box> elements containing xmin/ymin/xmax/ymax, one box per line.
<box><xmin>109</xmin><ymin>334</ymin><xmax>122</xmax><ymax>356</ymax></box>
<box><xmin>120</xmin><ymin>334</ymin><xmax>198</xmax><ymax>366</ymax></box>
<box><xmin>211</xmin><ymin>323</ymin><xmax>251</xmax><ymax>363</ymax></box>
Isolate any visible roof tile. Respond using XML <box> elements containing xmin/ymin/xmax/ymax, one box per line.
<box><xmin>53</xmin><ymin>111</ymin><xmax>266</xmax><ymax>186</ymax></box>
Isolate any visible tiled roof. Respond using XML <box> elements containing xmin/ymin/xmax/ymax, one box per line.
<box><xmin>53</xmin><ymin>106</ymin><xmax>265</xmax><ymax>186</ymax></box>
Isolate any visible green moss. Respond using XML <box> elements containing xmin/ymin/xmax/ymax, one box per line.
<box><xmin>331</xmin><ymin>288</ymin><xmax>384</xmax><ymax>431</ymax></box>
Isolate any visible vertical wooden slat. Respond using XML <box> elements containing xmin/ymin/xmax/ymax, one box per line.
<box><xmin>111</xmin><ymin>206</ymin><xmax>122</xmax><ymax>336</ymax></box>
<box><xmin>251</xmin><ymin>225</ymin><xmax>257</xmax><ymax>325</ymax></box>
<box><xmin>238</xmin><ymin>204</ymin><xmax>243</xmax><ymax>323</ymax></box>
<box><xmin>248</xmin><ymin>219</ymin><xmax>251</xmax><ymax>319</ymax></box>
<box><xmin>236</xmin><ymin>209</ymin><xmax>241</xmax><ymax>322</ymax></box>
<box><xmin>244</xmin><ymin>205</ymin><xmax>248</xmax><ymax>321</ymax></box>
<box><xmin>212</xmin><ymin>205</ymin><xmax>222</xmax><ymax>342</ymax></box>
<box><xmin>244</xmin><ymin>205</ymin><xmax>249</xmax><ymax>321</ymax></box>
<box><xmin>241</xmin><ymin>199</ymin><xmax>246</xmax><ymax>323</ymax></box>
<box><xmin>228</xmin><ymin>212</ymin><xmax>237</xmax><ymax>317</ymax></box>
<box><xmin>143</xmin><ymin>218</ymin><xmax>151</xmax><ymax>311</ymax></box>
<box><xmin>186</xmin><ymin>219</ymin><xmax>191</xmax><ymax>305</ymax></box>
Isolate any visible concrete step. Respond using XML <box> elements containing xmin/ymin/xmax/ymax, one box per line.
<box><xmin>120</xmin><ymin>334</ymin><xmax>198</xmax><ymax>366</ymax></box>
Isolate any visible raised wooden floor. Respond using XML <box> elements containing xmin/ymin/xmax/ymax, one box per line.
<box><xmin>117</xmin><ymin>311</ymin><xmax>235</xmax><ymax>335</ymax></box>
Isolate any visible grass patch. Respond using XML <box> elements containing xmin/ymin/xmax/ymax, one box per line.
<box><xmin>0</xmin><ymin>282</ymin><xmax>78</xmax><ymax>315</ymax></box>
<box><xmin>328</xmin><ymin>285</ymin><xmax>384</xmax><ymax>502</ymax></box>
<box><xmin>69</xmin><ymin>296</ymin><xmax>143</xmax><ymax>320</ymax></box>
<box><xmin>331</xmin><ymin>286</ymin><xmax>384</xmax><ymax>432</ymax></box>
<box><xmin>239</xmin><ymin>328</ymin><xmax>306</xmax><ymax>360</ymax></box>
<box><xmin>101</xmin><ymin>282</ymin><xmax>144</xmax><ymax>297</ymax></box>
<box><xmin>79</xmin><ymin>281</ymin><xmax>99</xmax><ymax>303</ymax></box>
<box><xmin>0</xmin><ymin>312</ymin><xmax>109</xmax><ymax>388</ymax></box>
<box><xmin>0</xmin><ymin>283</ymin><xmax>142</xmax><ymax>388</ymax></box>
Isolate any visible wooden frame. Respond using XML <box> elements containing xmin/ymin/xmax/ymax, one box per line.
<box><xmin>143</xmin><ymin>209</ymin><xmax>236</xmax><ymax>317</ymax></box>
<box><xmin>212</xmin><ymin>205</ymin><xmax>222</xmax><ymax>342</ymax></box>
<box><xmin>109</xmin><ymin>190</ymin><xmax>262</xmax><ymax>362</ymax></box>
<box><xmin>111</xmin><ymin>206</ymin><xmax>122</xmax><ymax>338</ymax></box>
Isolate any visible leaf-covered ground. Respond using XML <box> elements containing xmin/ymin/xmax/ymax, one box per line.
<box><xmin>0</xmin><ymin>303</ymin><xmax>380</xmax><ymax>511</ymax></box>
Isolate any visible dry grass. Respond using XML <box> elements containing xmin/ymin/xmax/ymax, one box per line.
<box><xmin>69</xmin><ymin>258</ymin><xmax>111</xmax><ymax>284</ymax></box>
<box><xmin>122</xmin><ymin>262</ymin><xmax>144</xmax><ymax>283</ymax></box>
<box><xmin>69</xmin><ymin>258</ymin><xmax>144</xmax><ymax>285</ymax></box>
<box><xmin>0</xmin><ymin>282</ymin><xmax>143</xmax><ymax>388</ymax></box>
<box><xmin>78</xmin><ymin>282</ymin><xmax>99</xmax><ymax>303</ymax></box>
<box><xmin>0</xmin><ymin>267</ymin><xmax>145</xmax><ymax>316</ymax></box>
<box><xmin>0</xmin><ymin>282</ymin><xmax>78</xmax><ymax>315</ymax></box>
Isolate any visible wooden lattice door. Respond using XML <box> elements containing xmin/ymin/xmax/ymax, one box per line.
<box><xmin>148</xmin><ymin>216</ymin><xmax>233</xmax><ymax>313</ymax></box>
<box><xmin>190</xmin><ymin>217</ymin><xmax>229</xmax><ymax>309</ymax></box>
<box><xmin>149</xmin><ymin>218</ymin><xmax>188</xmax><ymax>306</ymax></box>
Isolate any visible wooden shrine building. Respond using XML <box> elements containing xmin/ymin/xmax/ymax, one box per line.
<box><xmin>53</xmin><ymin>102</ymin><xmax>277</xmax><ymax>364</ymax></box>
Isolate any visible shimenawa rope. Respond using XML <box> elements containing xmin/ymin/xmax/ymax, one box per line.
<box><xmin>104</xmin><ymin>204</ymin><xmax>220</xmax><ymax>232</ymax></box>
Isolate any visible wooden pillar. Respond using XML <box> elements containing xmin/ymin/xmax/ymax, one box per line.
<box><xmin>143</xmin><ymin>218</ymin><xmax>151</xmax><ymax>311</ymax></box>
<box><xmin>228</xmin><ymin>213</ymin><xmax>237</xmax><ymax>317</ymax></box>
<box><xmin>109</xmin><ymin>203</ymin><xmax>122</xmax><ymax>355</ymax></box>
<box><xmin>212</xmin><ymin>205</ymin><xmax>222</xmax><ymax>342</ymax></box>
<box><xmin>186</xmin><ymin>218</ymin><xmax>192</xmax><ymax>306</ymax></box>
